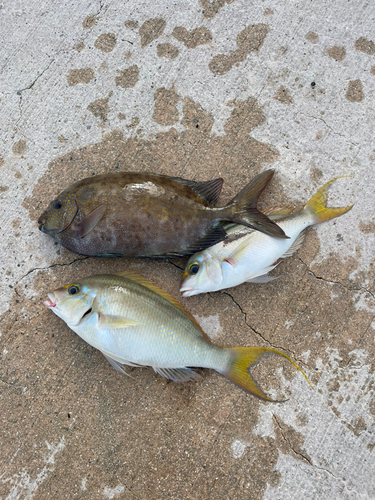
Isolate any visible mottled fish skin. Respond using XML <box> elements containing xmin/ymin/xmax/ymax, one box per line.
<box><xmin>38</xmin><ymin>171</ymin><xmax>286</xmax><ymax>258</ymax></box>
<box><xmin>44</xmin><ymin>272</ymin><xmax>311</xmax><ymax>401</ymax></box>
<box><xmin>180</xmin><ymin>176</ymin><xmax>353</xmax><ymax>296</ymax></box>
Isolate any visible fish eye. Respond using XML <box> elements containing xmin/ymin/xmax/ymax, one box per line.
<box><xmin>188</xmin><ymin>263</ymin><xmax>200</xmax><ymax>275</ymax></box>
<box><xmin>54</xmin><ymin>200</ymin><xmax>62</xmax><ymax>209</ymax></box>
<box><xmin>68</xmin><ymin>284</ymin><xmax>80</xmax><ymax>295</ymax></box>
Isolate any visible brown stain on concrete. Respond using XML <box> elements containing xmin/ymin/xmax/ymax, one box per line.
<box><xmin>139</xmin><ymin>18</ymin><xmax>166</xmax><ymax>47</ymax></box>
<box><xmin>74</xmin><ymin>41</ymin><xmax>85</xmax><ymax>52</ymax></box>
<box><xmin>94</xmin><ymin>33</ymin><xmax>117</xmax><ymax>53</ymax></box>
<box><xmin>199</xmin><ymin>0</ymin><xmax>237</xmax><ymax>19</ymax></box>
<box><xmin>126</xmin><ymin>116</ymin><xmax>140</xmax><ymax>129</ymax></box>
<box><xmin>274</xmin><ymin>86</ymin><xmax>293</xmax><ymax>105</ymax></box>
<box><xmin>295</xmin><ymin>412</ymin><xmax>309</xmax><ymax>426</ymax></box>
<box><xmin>12</xmin><ymin>218</ymin><xmax>21</xmax><ymax>229</ymax></box>
<box><xmin>82</xmin><ymin>14</ymin><xmax>98</xmax><ymax>29</ymax></box>
<box><xmin>124</xmin><ymin>20</ymin><xmax>139</xmax><ymax>29</ymax></box>
<box><xmin>0</xmin><ymin>186</ymin><xmax>9</xmax><ymax>193</ymax></box>
<box><xmin>87</xmin><ymin>97</ymin><xmax>109</xmax><ymax>122</ymax></box>
<box><xmin>348</xmin><ymin>416</ymin><xmax>367</xmax><ymax>437</ymax></box>
<box><xmin>346</xmin><ymin>79</ymin><xmax>364</xmax><ymax>102</ymax></box>
<box><xmin>67</xmin><ymin>68</ymin><xmax>95</xmax><ymax>86</ymax></box>
<box><xmin>12</xmin><ymin>139</ymin><xmax>27</xmax><ymax>155</ymax></box>
<box><xmin>359</xmin><ymin>221</ymin><xmax>375</xmax><ymax>234</ymax></box>
<box><xmin>370</xmin><ymin>66</ymin><xmax>375</xmax><ymax>76</ymax></box>
<box><xmin>118</xmin><ymin>112</ymin><xmax>126</xmax><ymax>120</ymax></box>
<box><xmin>327</xmin><ymin>45</ymin><xmax>346</xmax><ymax>62</ymax></box>
<box><xmin>172</xmin><ymin>26</ymin><xmax>212</xmax><ymax>48</ymax></box>
<box><xmin>209</xmin><ymin>24</ymin><xmax>269</xmax><ymax>76</ymax></box>
<box><xmin>115</xmin><ymin>65</ymin><xmax>139</xmax><ymax>88</ymax></box>
<box><xmin>157</xmin><ymin>43</ymin><xmax>179</xmax><ymax>59</ymax></box>
<box><xmin>10</xmin><ymin>91</ymin><xmax>374</xmax><ymax>499</ymax></box>
<box><xmin>354</xmin><ymin>37</ymin><xmax>375</xmax><ymax>55</ymax></box>
<box><xmin>310</xmin><ymin>167</ymin><xmax>323</xmax><ymax>182</ymax></box>
<box><xmin>0</xmin><ymin>155</ymin><xmax>3</xmax><ymax>167</ymax></box>
<box><xmin>263</xmin><ymin>8</ymin><xmax>274</xmax><ymax>15</ymax></box>
<box><xmin>152</xmin><ymin>87</ymin><xmax>180</xmax><ymax>126</ymax></box>
<box><xmin>306</xmin><ymin>31</ymin><xmax>319</xmax><ymax>44</ymax></box>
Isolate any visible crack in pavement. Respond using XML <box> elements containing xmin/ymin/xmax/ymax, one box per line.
<box><xmin>296</xmin><ymin>109</ymin><xmax>360</xmax><ymax>150</ymax></box>
<box><xmin>221</xmin><ymin>290</ymin><xmax>304</xmax><ymax>363</ymax></box>
<box><xmin>273</xmin><ymin>414</ymin><xmax>313</xmax><ymax>466</ymax></box>
<box><xmin>298</xmin><ymin>257</ymin><xmax>375</xmax><ymax>300</ymax></box>
<box><xmin>14</xmin><ymin>256</ymin><xmax>90</xmax><ymax>289</ymax></box>
<box><xmin>167</xmin><ymin>259</ymin><xmax>184</xmax><ymax>271</ymax></box>
<box><xmin>16</xmin><ymin>57</ymin><xmax>55</xmax><ymax>95</ymax></box>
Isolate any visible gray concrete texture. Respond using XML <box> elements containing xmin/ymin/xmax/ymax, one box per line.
<box><xmin>0</xmin><ymin>0</ymin><xmax>374</xmax><ymax>498</ymax></box>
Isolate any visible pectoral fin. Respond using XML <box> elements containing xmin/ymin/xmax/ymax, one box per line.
<box><xmin>245</xmin><ymin>263</ymin><xmax>279</xmax><ymax>283</ymax></box>
<box><xmin>98</xmin><ymin>313</ymin><xmax>141</xmax><ymax>329</ymax></box>
<box><xmin>75</xmin><ymin>204</ymin><xmax>107</xmax><ymax>238</ymax></box>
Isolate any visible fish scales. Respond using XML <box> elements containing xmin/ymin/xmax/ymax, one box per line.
<box><xmin>45</xmin><ymin>272</ymin><xmax>311</xmax><ymax>401</ymax></box>
<box><xmin>180</xmin><ymin>176</ymin><xmax>353</xmax><ymax>296</ymax></box>
<box><xmin>38</xmin><ymin>171</ymin><xmax>287</xmax><ymax>258</ymax></box>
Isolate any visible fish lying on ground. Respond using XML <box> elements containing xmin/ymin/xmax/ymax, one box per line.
<box><xmin>38</xmin><ymin>170</ymin><xmax>287</xmax><ymax>258</ymax></box>
<box><xmin>180</xmin><ymin>176</ymin><xmax>353</xmax><ymax>296</ymax></box>
<box><xmin>45</xmin><ymin>272</ymin><xmax>311</xmax><ymax>401</ymax></box>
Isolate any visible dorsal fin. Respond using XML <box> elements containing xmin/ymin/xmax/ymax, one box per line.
<box><xmin>116</xmin><ymin>271</ymin><xmax>211</xmax><ymax>341</ymax></box>
<box><xmin>170</xmin><ymin>176</ymin><xmax>224</xmax><ymax>205</ymax></box>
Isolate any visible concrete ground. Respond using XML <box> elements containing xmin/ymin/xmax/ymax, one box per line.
<box><xmin>1</xmin><ymin>1</ymin><xmax>374</xmax><ymax>498</ymax></box>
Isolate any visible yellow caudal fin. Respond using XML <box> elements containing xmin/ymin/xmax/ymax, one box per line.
<box><xmin>224</xmin><ymin>347</ymin><xmax>312</xmax><ymax>402</ymax></box>
<box><xmin>304</xmin><ymin>176</ymin><xmax>353</xmax><ymax>224</ymax></box>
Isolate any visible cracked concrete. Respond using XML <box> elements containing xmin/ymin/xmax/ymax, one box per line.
<box><xmin>1</xmin><ymin>1</ymin><xmax>375</xmax><ymax>499</ymax></box>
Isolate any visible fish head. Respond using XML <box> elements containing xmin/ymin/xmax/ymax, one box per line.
<box><xmin>45</xmin><ymin>279</ymin><xmax>96</xmax><ymax>327</ymax></box>
<box><xmin>180</xmin><ymin>252</ymin><xmax>223</xmax><ymax>297</ymax></box>
<box><xmin>38</xmin><ymin>188</ymin><xmax>78</xmax><ymax>237</ymax></box>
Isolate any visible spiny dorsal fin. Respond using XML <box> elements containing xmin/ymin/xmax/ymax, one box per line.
<box><xmin>116</xmin><ymin>271</ymin><xmax>211</xmax><ymax>341</ymax></box>
<box><xmin>170</xmin><ymin>176</ymin><xmax>224</xmax><ymax>205</ymax></box>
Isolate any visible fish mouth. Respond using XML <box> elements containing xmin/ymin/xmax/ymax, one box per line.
<box><xmin>37</xmin><ymin>200</ymin><xmax>79</xmax><ymax>235</ymax></box>
<box><xmin>179</xmin><ymin>286</ymin><xmax>196</xmax><ymax>297</ymax></box>
<box><xmin>44</xmin><ymin>292</ymin><xmax>57</xmax><ymax>308</ymax></box>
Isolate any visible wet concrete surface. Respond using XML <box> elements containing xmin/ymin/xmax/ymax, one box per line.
<box><xmin>0</xmin><ymin>1</ymin><xmax>374</xmax><ymax>499</ymax></box>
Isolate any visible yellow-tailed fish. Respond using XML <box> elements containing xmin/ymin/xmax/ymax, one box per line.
<box><xmin>44</xmin><ymin>272</ymin><xmax>311</xmax><ymax>401</ymax></box>
<box><xmin>38</xmin><ymin>170</ymin><xmax>287</xmax><ymax>258</ymax></box>
<box><xmin>180</xmin><ymin>177</ymin><xmax>353</xmax><ymax>296</ymax></box>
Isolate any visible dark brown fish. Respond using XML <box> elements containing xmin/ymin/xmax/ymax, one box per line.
<box><xmin>38</xmin><ymin>171</ymin><xmax>287</xmax><ymax>258</ymax></box>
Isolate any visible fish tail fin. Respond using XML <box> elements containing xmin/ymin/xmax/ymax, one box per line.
<box><xmin>222</xmin><ymin>346</ymin><xmax>312</xmax><ymax>402</ymax></box>
<box><xmin>224</xmin><ymin>170</ymin><xmax>288</xmax><ymax>239</ymax></box>
<box><xmin>304</xmin><ymin>176</ymin><xmax>353</xmax><ymax>224</ymax></box>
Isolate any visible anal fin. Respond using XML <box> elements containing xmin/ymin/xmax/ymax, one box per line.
<box><xmin>153</xmin><ymin>367</ymin><xmax>201</xmax><ymax>382</ymax></box>
<box><xmin>280</xmin><ymin>230</ymin><xmax>306</xmax><ymax>258</ymax></box>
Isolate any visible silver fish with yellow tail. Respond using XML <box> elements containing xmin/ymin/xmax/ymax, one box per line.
<box><xmin>180</xmin><ymin>176</ymin><xmax>353</xmax><ymax>296</ymax></box>
<box><xmin>44</xmin><ymin>272</ymin><xmax>311</xmax><ymax>401</ymax></box>
<box><xmin>37</xmin><ymin>170</ymin><xmax>287</xmax><ymax>259</ymax></box>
